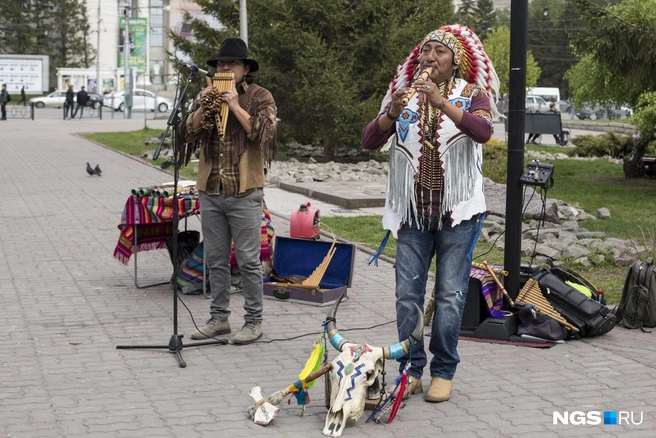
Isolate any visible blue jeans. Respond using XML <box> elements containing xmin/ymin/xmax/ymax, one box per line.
<box><xmin>395</xmin><ymin>214</ymin><xmax>483</xmax><ymax>380</ymax></box>
<box><xmin>72</xmin><ymin>104</ymin><xmax>84</xmax><ymax>118</ymax></box>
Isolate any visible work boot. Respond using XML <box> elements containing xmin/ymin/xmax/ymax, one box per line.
<box><xmin>392</xmin><ymin>376</ymin><xmax>423</xmax><ymax>400</ymax></box>
<box><xmin>425</xmin><ymin>377</ymin><xmax>452</xmax><ymax>402</ymax></box>
<box><xmin>233</xmin><ymin>321</ymin><xmax>262</xmax><ymax>344</ymax></box>
<box><xmin>190</xmin><ymin>317</ymin><xmax>230</xmax><ymax>340</ymax></box>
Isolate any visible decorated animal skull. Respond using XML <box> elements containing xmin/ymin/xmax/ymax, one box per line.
<box><xmin>323</xmin><ymin>295</ymin><xmax>423</xmax><ymax>437</ymax></box>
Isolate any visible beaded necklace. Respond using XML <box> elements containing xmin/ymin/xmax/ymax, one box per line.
<box><xmin>418</xmin><ymin>75</ymin><xmax>454</xmax><ymax>190</ymax></box>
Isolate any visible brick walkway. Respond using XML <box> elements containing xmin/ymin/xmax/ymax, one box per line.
<box><xmin>0</xmin><ymin>117</ymin><xmax>654</xmax><ymax>437</ymax></box>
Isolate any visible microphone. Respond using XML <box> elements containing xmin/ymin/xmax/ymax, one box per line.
<box><xmin>182</xmin><ymin>63</ymin><xmax>212</xmax><ymax>77</ymax></box>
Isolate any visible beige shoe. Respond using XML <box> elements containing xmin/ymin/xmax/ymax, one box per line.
<box><xmin>393</xmin><ymin>376</ymin><xmax>423</xmax><ymax>400</ymax></box>
<box><xmin>233</xmin><ymin>321</ymin><xmax>262</xmax><ymax>344</ymax></box>
<box><xmin>425</xmin><ymin>377</ymin><xmax>452</xmax><ymax>402</ymax></box>
<box><xmin>191</xmin><ymin>317</ymin><xmax>231</xmax><ymax>340</ymax></box>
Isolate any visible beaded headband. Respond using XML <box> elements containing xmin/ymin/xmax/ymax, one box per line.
<box><xmin>422</xmin><ymin>30</ymin><xmax>463</xmax><ymax>66</ymax></box>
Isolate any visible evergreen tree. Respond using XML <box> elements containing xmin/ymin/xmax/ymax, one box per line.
<box><xmin>472</xmin><ymin>0</ymin><xmax>496</xmax><ymax>40</ymax></box>
<box><xmin>526</xmin><ymin>0</ymin><xmax>578</xmax><ymax>100</ymax></box>
<box><xmin>455</xmin><ymin>0</ymin><xmax>477</xmax><ymax>29</ymax></box>
<box><xmin>171</xmin><ymin>0</ymin><xmax>456</xmax><ymax>159</ymax></box>
<box><xmin>0</xmin><ymin>0</ymin><xmax>95</xmax><ymax>84</ymax></box>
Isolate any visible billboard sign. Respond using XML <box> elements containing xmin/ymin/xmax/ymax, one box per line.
<box><xmin>0</xmin><ymin>58</ymin><xmax>44</xmax><ymax>94</ymax></box>
<box><xmin>118</xmin><ymin>17</ymin><xmax>148</xmax><ymax>74</ymax></box>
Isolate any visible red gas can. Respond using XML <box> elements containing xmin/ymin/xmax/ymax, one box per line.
<box><xmin>290</xmin><ymin>202</ymin><xmax>321</xmax><ymax>239</ymax></box>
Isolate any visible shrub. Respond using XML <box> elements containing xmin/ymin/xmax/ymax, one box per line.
<box><xmin>483</xmin><ymin>141</ymin><xmax>509</xmax><ymax>184</ymax></box>
<box><xmin>570</xmin><ymin>132</ymin><xmax>635</xmax><ymax>158</ymax></box>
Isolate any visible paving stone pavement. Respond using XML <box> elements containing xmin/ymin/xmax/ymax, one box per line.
<box><xmin>1</xmin><ymin>117</ymin><xmax>655</xmax><ymax>438</ymax></box>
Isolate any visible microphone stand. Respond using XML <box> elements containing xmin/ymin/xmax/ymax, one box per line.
<box><xmin>116</xmin><ymin>66</ymin><xmax>227</xmax><ymax>368</ymax></box>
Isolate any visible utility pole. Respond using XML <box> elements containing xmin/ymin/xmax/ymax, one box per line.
<box><xmin>239</xmin><ymin>0</ymin><xmax>248</xmax><ymax>46</ymax></box>
<box><xmin>124</xmin><ymin>2</ymin><xmax>132</xmax><ymax>119</ymax></box>
<box><xmin>95</xmin><ymin>1</ymin><xmax>101</xmax><ymax>95</ymax></box>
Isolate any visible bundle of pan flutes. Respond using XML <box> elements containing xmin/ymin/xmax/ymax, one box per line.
<box><xmin>200</xmin><ymin>88</ymin><xmax>222</xmax><ymax>130</ymax></box>
<box><xmin>516</xmin><ymin>278</ymin><xmax>579</xmax><ymax>333</ymax></box>
<box><xmin>200</xmin><ymin>72</ymin><xmax>235</xmax><ymax>138</ymax></box>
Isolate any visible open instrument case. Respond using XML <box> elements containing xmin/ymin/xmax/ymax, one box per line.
<box><xmin>263</xmin><ymin>236</ymin><xmax>356</xmax><ymax>306</ymax></box>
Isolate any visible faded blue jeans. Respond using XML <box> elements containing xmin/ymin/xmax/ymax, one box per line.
<box><xmin>395</xmin><ymin>214</ymin><xmax>484</xmax><ymax>380</ymax></box>
<box><xmin>199</xmin><ymin>189</ymin><xmax>264</xmax><ymax>323</ymax></box>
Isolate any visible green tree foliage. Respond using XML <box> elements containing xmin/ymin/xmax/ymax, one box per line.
<box><xmin>483</xmin><ymin>26</ymin><xmax>541</xmax><ymax>97</ymax></box>
<box><xmin>0</xmin><ymin>0</ymin><xmax>95</xmax><ymax>84</ymax></box>
<box><xmin>493</xmin><ymin>7</ymin><xmax>510</xmax><ymax>29</ymax></box>
<box><xmin>568</xmin><ymin>0</ymin><xmax>656</xmax><ymax>177</ymax></box>
<box><xmin>526</xmin><ymin>0</ymin><xmax>579</xmax><ymax>100</ymax></box>
<box><xmin>472</xmin><ymin>0</ymin><xmax>496</xmax><ymax>41</ymax></box>
<box><xmin>455</xmin><ymin>0</ymin><xmax>477</xmax><ymax>29</ymax></box>
<box><xmin>170</xmin><ymin>0</ymin><xmax>455</xmax><ymax>159</ymax></box>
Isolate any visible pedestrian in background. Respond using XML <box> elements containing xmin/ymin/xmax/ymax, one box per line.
<box><xmin>18</xmin><ymin>86</ymin><xmax>27</xmax><ymax>106</ymax></box>
<box><xmin>1</xmin><ymin>84</ymin><xmax>8</xmax><ymax>120</ymax></box>
<box><xmin>65</xmin><ymin>86</ymin><xmax>75</xmax><ymax>119</ymax></box>
<box><xmin>72</xmin><ymin>86</ymin><xmax>89</xmax><ymax>119</ymax></box>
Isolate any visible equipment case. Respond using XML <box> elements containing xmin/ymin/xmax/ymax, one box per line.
<box><xmin>263</xmin><ymin>236</ymin><xmax>356</xmax><ymax>306</ymax></box>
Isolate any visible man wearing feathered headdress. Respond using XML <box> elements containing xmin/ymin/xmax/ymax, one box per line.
<box><xmin>362</xmin><ymin>25</ymin><xmax>500</xmax><ymax>403</ymax></box>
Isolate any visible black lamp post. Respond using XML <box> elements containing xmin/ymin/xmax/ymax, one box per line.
<box><xmin>504</xmin><ymin>0</ymin><xmax>529</xmax><ymax>300</ymax></box>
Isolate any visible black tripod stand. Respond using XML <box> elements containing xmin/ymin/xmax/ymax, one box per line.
<box><xmin>116</xmin><ymin>66</ymin><xmax>227</xmax><ymax>367</ymax></box>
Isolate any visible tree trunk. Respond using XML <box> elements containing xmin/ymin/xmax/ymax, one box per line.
<box><xmin>622</xmin><ymin>132</ymin><xmax>655</xmax><ymax>178</ymax></box>
<box><xmin>323</xmin><ymin>138</ymin><xmax>335</xmax><ymax>162</ymax></box>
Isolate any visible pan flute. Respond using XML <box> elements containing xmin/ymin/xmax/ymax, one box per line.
<box><xmin>516</xmin><ymin>278</ymin><xmax>579</xmax><ymax>333</ymax></box>
<box><xmin>207</xmin><ymin>72</ymin><xmax>235</xmax><ymax>138</ymax></box>
<box><xmin>271</xmin><ymin>239</ymin><xmax>337</xmax><ymax>291</ymax></box>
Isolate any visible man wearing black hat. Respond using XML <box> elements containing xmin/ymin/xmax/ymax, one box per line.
<box><xmin>179</xmin><ymin>38</ymin><xmax>277</xmax><ymax>344</ymax></box>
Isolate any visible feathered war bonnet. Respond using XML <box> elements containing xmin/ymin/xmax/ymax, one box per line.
<box><xmin>380</xmin><ymin>24</ymin><xmax>501</xmax><ymax>118</ymax></box>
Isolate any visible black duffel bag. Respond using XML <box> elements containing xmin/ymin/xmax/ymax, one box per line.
<box><xmin>531</xmin><ymin>269</ymin><xmax>617</xmax><ymax>339</ymax></box>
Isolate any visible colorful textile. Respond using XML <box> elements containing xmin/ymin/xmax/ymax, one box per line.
<box><xmin>470</xmin><ymin>266</ymin><xmax>505</xmax><ymax>318</ymax></box>
<box><xmin>177</xmin><ymin>202</ymin><xmax>275</xmax><ymax>292</ymax></box>
<box><xmin>113</xmin><ymin>192</ymin><xmax>201</xmax><ymax>265</ymax></box>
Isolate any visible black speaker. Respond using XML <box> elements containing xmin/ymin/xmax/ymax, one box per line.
<box><xmin>460</xmin><ymin>277</ymin><xmax>489</xmax><ymax>335</ymax></box>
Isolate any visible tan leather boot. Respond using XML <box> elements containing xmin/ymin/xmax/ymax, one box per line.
<box><xmin>425</xmin><ymin>377</ymin><xmax>452</xmax><ymax>402</ymax></box>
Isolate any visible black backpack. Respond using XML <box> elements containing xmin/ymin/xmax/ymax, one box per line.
<box><xmin>6</xmin><ymin>92</ymin><xmax>10</xmax><ymax>102</ymax></box>
<box><xmin>614</xmin><ymin>258</ymin><xmax>656</xmax><ymax>332</ymax></box>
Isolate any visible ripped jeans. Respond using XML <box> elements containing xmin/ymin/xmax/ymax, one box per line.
<box><xmin>395</xmin><ymin>214</ymin><xmax>483</xmax><ymax>380</ymax></box>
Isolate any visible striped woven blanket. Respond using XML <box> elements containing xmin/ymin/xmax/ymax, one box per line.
<box><xmin>113</xmin><ymin>193</ymin><xmax>201</xmax><ymax>265</ymax></box>
<box><xmin>470</xmin><ymin>266</ymin><xmax>505</xmax><ymax>319</ymax></box>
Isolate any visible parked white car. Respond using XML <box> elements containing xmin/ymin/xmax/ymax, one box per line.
<box><xmin>28</xmin><ymin>91</ymin><xmax>68</xmax><ymax>108</ymax></box>
<box><xmin>29</xmin><ymin>91</ymin><xmax>103</xmax><ymax>109</ymax></box>
<box><xmin>103</xmin><ymin>89</ymin><xmax>173</xmax><ymax>113</ymax></box>
<box><xmin>526</xmin><ymin>95</ymin><xmax>550</xmax><ymax>113</ymax></box>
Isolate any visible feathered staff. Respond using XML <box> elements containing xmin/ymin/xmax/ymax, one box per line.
<box><xmin>248</xmin><ymin>338</ymin><xmax>329</xmax><ymax>425</ymax></box>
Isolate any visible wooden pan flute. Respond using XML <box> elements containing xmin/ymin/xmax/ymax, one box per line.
<box><xmin>272</xmin><ymin>239</ymin><xmax>337</xmax><ymax>291</ymax></box>
<box><xmin>516</xmin><ymin>278</ymin><xmax>579</xmax><ymax>333</ymax></box>
<box><xmin>207</xmin><ymin>72</ymin><xmax>235</xmax><ymax>138</ymax></box>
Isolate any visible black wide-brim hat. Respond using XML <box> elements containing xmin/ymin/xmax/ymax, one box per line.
<box><xmin>206</xmin><ymin>38</ymin><xmax>259</xmax><ymax>72</ymax></box>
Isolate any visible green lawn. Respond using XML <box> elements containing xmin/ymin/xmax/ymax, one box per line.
<box><xmin>84</xmin><ymin>129</ymin><xmax>655</xmax><ymax>303</ymax></box>
<box><xmin>81</xmin><ymin>128</ymin><xmax>198</xmax><ymax>181</ymax></box>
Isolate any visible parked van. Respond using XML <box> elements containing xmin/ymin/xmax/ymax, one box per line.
<box><xmin>527</xmin><ymin>87</ymin><xmax>560</xmax><ymax>104</ymax></box>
